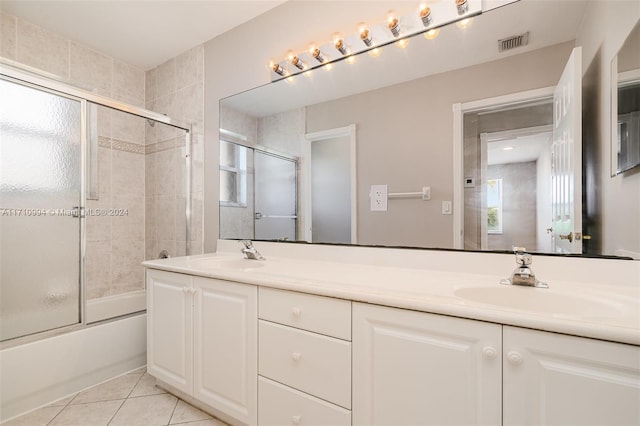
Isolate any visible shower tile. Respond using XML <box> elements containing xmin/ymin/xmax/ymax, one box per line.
<box><xmin>129</xmin><ymin>373</ymin><xmax>166</xmax><ymax>398</ymax></box>
<box><xmin>176</xmin><ymin>145</ymin><xmax>187</xmax><ymax>197</ymax></box>
<box><xmin>111</xmin><ymin>194</ymin><xmax>144</xmax><ymax>241</ymax></box>
<box><xmin>176</xmin><ymin>44</ymin><xmax>203</xmax><ymax>90</ymax></box>
<box><xmin>157</xmin><ymin>196</ymin><xmax>176</xmax><ymax>241</ymax></box>
<box><xmin>49</xmin><ymin>400</ymin><xmax>123</xmax><ymax>426</ymax></box>
<box><xmin>176</xmin><ymin>82</ymin><xmax>204</xmax><ymax>132</ymax></box>
<box><xmin>112</xmin><ymin>109</ymin><xmax>145</xmax><ymax>145</ymax></box>
<box><xmin>69</xmin><ymin>42</ymin><xmax>112</xmax><ymax>96</ymax></box>
<box><xmin>157</xmin><ymin>58</ymin><xmax>176</xmax><ymax>98</ymax></box>
<box><xmin>17</xmin><ymin>19</ymin><xmax>69</xmax><ymax>79</ymax></box>
<box><xmin>190</xmin><ymin>198</ymin><xmax>203</xmax><ymax>243</ymax></box>
<box><xmin>156</xmin><ymin>148</ymin><xmax>177</xmax><ymax>196</ymax></box>
<box><xmin>111</xmin><ymin>238</ymin><xmax>144</xmax><ymax>292</ymax></box>
<box><xmin>145</xmin><ymin>153</ymin><xmax>157</xmax><ymax>196</ymax></box>
<box><xmin>145</xmin><ymin>238</ymin><xmax>158</xmax><ymax>261</ymax></box>
<box><xmin>94</xmin><ymin>104</ymin><xmax>112</xmax><ymax>139</ymax></box>
<box><xmin>190</xmin><ymin>238</ymin><xmax>204</xmax><ymax>256</ymax></box>
<box><xmin>113</xmin><ymin>59</ymin><xmax>145</xmax><ymax>106</ymax></box>
<box><xmin>170</xmin><ymin>399</ymin><xmax>212</xmax><ymax>424</ymax></box>
<box><xmin>145</xmin><ymin>115</ymin><xmax>157</xmax><ymax>145</ymax></box>
<box><xmin>1</xmin><ymin>12</ymin><xmax>17</xmax><ymax>60</ymax></box>
<box><xmin>145</xmin><ymin>67</ymin><xmax>157</xmax><ymax>102</ymax></box>
<box><xmin>2</xmin><ymin>405</ymin><xmax>63</xmax><ymax>426</ymax></box>
<box><xmin>86</xmin><ymin>198</ymin><xmax>112</xmax><ymax>242</ymax></box>
<box><xmin>86</xmin><ymin>240</ymin><xmax>111</xmax><ymax>300</ymax></box>
<box><xmin>111</xmin><ymin>150</ymin><xmax>144</xmax><ymax>197</ymax></box>
<box><xmin>145</xmin><ymin>196</ymin><xmax>157</xmax><ymax>241</ymax></box>
<box><xmin>97</xmin><ymin>146</ymin><xmax>112</xmax><ymax>196</ymax></box>
<box><xmin>109</xmin><ymin>393</ymin><xmax>177</xmax><ymax>426</ymax></box>
<box><xmin>154</xmin><ymin>94</ymin><xmax>178</xmax><ymax>141</ymax></box>
<box><xmin>71</xmin><ymin>374</ymin><xmax>142</xmax><ymax>405</ymax></box>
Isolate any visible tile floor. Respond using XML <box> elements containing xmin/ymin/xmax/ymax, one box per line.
<box><xmin>4</xmin><ymin>368</ymin><xmax>228</xmax><ymax>426</ymax></box>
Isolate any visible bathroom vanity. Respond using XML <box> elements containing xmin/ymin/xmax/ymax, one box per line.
<box><xmin>143</xmin><ymin>242</ymin><xmax>640</xmax><ymax>426</ymax></box>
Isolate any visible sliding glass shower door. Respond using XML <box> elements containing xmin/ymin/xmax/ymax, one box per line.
<box><xmin>0</xmin><ymin>78</ymin><xmax>82</xmax><ymax>341</ymax></box>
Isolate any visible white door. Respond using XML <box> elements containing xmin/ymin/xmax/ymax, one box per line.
<box><xmin>192</xmin><ymin>277</ymin><xmax>257</xmax><ymax>425</ymax></box>
<box><xmin>552</xmin><ymin>47</ymin><xmax>582</xmax><ymax>253</ymax></box>
<box><xmin>503</xmin><ymin>326</ymin><xmax>640</xmax><ymax>425</ymax></box>
<box><xmin>146</xmin><ymin>270</ymin><xmax>193</xmax><ymax>394</ymax></box>
<box><xmin>352</xmin><ymin>303</ymin><xmax>502</xmax><ymax>425</ymax></box>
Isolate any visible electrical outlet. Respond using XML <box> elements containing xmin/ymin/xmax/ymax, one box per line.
<box><xmin>370</xmin><ymin>185</ymin><xmax>388</xmax><ymax>211</ymax></box>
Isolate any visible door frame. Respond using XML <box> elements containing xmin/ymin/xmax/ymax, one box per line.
<box><xmin>452</xmin><ymin>86</ymin><xmax>555</xmax><ymax>249</ymax></box>
<box><xmin>302</xmin><ymin>124</ymin><xmax>357</xmax><ymax>244</ymax></box>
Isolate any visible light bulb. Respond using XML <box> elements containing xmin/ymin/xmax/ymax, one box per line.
<box><xmin>324</xmin><ymin>63</ymin><xmax>334</xmax><ymax>71</ymax></box>
<box><xmin>346</xmin><ymin>55</ymin><xmax>357</xmax><ymax>64</ymax></box>
<box><xmin>419</xmin><ymin>6</ymin><xmax>432</xmax><ymax>26</ymax></box>
<box><xmin>396</xmin><ymin>38</ymin><xmax>410</xmax><ymax>49</ymax></box>
<box><xmin>369</xmin><ymin>47</ymin><xmax>382</xmax><ymax>58</ymax></box>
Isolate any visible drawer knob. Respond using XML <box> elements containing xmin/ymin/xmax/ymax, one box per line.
<box><xmin>292</xmin><ymin>307</ymin><xmax>302</xmax><ymax>318</ymax></box>
<box><xmin>291</xmin><ymin>352</ymin><xmax>302</xmax><ymax>361</ymax></box>
<box><xmin>507</xmin><ymin>351</ymin><xmax>523</xmax><ymax>365</ymax></box>
<box><xmin>291</xmin><ymin>415</ymin><xmax>301</xmax><ymax>424</ymax></box>
<box><xmin>482</xmin><ymin>346</ymin><xmax>497</xmax><ymax>360</ymax></box>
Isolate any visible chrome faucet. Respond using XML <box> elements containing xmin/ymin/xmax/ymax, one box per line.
<box><xmin>240</xmin><ymin>240</ymin><xmax>265</xmax><ymax>260</ymax></box>
<box><xmin>501</xmin><ymin>247</ymin><xmax>548</xmax><ymax>288</ymax></box>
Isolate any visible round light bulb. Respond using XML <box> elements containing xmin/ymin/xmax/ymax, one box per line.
<box><xmin>324</xmin><ymin>63</ymin><xmax>334</xmax><ymax>71</ymax></box>
<box><xmin>369</xmin><ymin>48</ymin><xmax>382</xmax><ymax>58</ymax></box>
<box><xmin>346</xmin><ymin>55</ymin><xmax>357</xmax><ymax>64</ymax></box>
<box><xmin>396</xmin><ymin>38</ymin><xmax>410</xmax><ymax>49</ymax></box>
<box><xmin>456</xmin><ymin>18</ymin><xmax>473</xmax><ymax>29</ymax></box>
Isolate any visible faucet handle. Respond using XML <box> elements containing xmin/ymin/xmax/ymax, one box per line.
<box><xmin>511</xmin><ymin>247</ymin><xmax>531</xmax><ymax>266</ymax></box>
<box><xmin>240</xmin><ymin>240</ymin><xmax>253</xmax><ymax>249</ymax></box>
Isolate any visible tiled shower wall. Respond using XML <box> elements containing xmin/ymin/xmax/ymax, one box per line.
<box><xmin>144</xmin><ymin>45</ymin><xmax>205</xmax><ymax>259</ymax></box>
<box><xmin>0</xmin><ymin>12</ymin><xmax>205</xmax><ymax>301</ymax></box>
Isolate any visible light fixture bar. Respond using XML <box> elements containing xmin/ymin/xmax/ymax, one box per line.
<box><xmin>270</xmin><ymin>0</ymin><xmax>517</xmax><ymax>81</ymax></box>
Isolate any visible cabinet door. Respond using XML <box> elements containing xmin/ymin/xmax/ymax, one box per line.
<box><xmin>193</xmin><ymin>277</ymin><xmax>257</xmax><ymax>426</ymax></box>
<box><xmin>353</xmin><ymin>303</ymin><xmax>501</xmax><ymax>426</ymax></box>
<box><xmin>146</xmin><ymin>269</ymin><xmax>193</xmax><ymax>394</ymax></box>
<box><xmin>504</xmin><ymin>326</ymin><xmax>640</xmax><ymax>425</ymax></box>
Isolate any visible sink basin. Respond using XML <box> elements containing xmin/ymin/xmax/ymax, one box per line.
<box><xmin>187</xmin><ymin>257</ymin><xmax>265</xmax><ymax>271</ymax></box>
<box><xmin>454</xmin><ymin>286</ymin><xmax>623</xmax><ymax>317</ymax></box>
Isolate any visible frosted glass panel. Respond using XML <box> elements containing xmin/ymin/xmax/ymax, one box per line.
<box><xmin>0</xmin><ymin>79</ymin><xmax>82</xmax><ymax>341</ymax></box>
<box><xmin>254</xmin><ymin>152</ymin><xmax>296</xmax><ymax>241</ymax></box>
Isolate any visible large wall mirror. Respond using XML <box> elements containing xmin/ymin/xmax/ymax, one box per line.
<box><xmin>219</xmin><ymin>0</ymin><xmax>640</xmax><ymax>260</ymax></box>
<box><xmin>611</xmin><ymin>20</ymin><xmax>640</xmax><ymax>176</ymax></box>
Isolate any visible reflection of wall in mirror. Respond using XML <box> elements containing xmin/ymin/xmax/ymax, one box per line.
<box><xmin>305</xmin><ymin>42</ymin><xmax>572</xmax><ymax>249</ymax></box>
<box><xmin>616</xmin><ymin>20</ymin><xmax>640</xmax><ymax>174</ymax></box>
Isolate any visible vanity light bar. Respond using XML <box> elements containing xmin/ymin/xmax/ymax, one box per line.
<box><xmin>269</xmin><ymin>0</ymin><xmax>491</xmax><ymax>81</ymax></box>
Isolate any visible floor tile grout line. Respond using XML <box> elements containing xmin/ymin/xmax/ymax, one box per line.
<box><xmin>167</xmin><ymin>397</ymin><xmax>180</xmax><ymax>426</ymax></box>
<box><xmin>125</xmin><ymin>370</ymin><xmax>147</xmax><ymax>399</ymax></box>
<box><xmin>106</xmin><ymin>398</ymin><xmax>128</xmax><ymax>426</ymax></box>
<box><xmin>44</xmin><ymin>404</ymin><xmax>66</xmax><ymax>426</ymax></box>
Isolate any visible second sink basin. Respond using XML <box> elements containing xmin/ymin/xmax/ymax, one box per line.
<box><xmin>454</xmin><ymin>286</ymin><xmax>623</xmax><ymax>318</ymax></box>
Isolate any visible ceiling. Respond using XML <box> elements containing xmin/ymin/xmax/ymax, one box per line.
<box><xmin>0</xmin><ymin>0</ymin><xmax>287</xmax><ymax>70</ymax></box>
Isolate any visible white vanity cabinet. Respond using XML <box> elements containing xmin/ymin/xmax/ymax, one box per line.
<box><xmin>503</xmin><ymin>326</ymin><xmax>640</xmax><ymax>425</ymax></box>
<box><xmin>352</xmin><ymin>302</ymin><xmax>503</xmax><ymax>426</ymax></box>
<box><xmin>147</xmin><ymin>269</ymin><xmax>257</xmax><ymax>426</ymax></box>
<box><xmin>257</xmin><ymin>287</ymin><xmax>352</xmax><ymax>426</ymax></box>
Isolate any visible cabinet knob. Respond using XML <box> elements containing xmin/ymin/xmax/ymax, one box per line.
<box><xmin>291</xmin><ymin>352</ymin><xmax>302</xmax><ymax>362</ymax></box>
<box><xmin>292</xmin><ymin>307</ymin><xmax>302</xmax><ymax>318</ymax></box>
<box><xmin>291</xmin><ymin>415</ymin><xmax>301</xmax><ymax>424</ymax></box>
<box><xmin>507</xmin><ymin>351</ymin><xmax>523</xmax><ymax>365</ymax></box>
<box><xmin>182</xmin><ymin>287</ymin><xmax>189</xmax><ymax>293</ymax></box>
<box><xmin>482</xmin><ymin>346</ymin><xmax>497</xmax><ymax>360</ymax></box>
<box><xmin>189</xmin><ymin>288</ymin><xmax>197</xmax><ymax>295</ymax></box>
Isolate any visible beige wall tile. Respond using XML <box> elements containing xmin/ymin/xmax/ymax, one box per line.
<box><xmin>145</xmin><ymin>196</ymin><xmax>157</xmax><ymax>241</ymax></box>
<box><xmin>145</xmin><ymin>67</ymin><xmax>157</xmax><ymax>102</ymax></box>
<box><xmin>112</xmin><ymin>150</ymin><xmax>145</xmax><ymax>197</ymax></box>
<box><xmin>86</xmin><ymin>198</ymin><xmax>112</xmax><ymax>242</ymax></box>
<box><xmin>175</xmin><ymin>196</ymin><xmax>187</xmax><ymax>242</ymax></box>
<box><xmin>156</xmin><ymin>148</ymin><xmax>176</xmax><ymax>196</ymax></box>
<box><xmin>0</xmin><ymin>12</ymin><xmax>17</xmax><ymax>60</ymax></box>
<box><xmin>157</xmin><ymin>196</ymin><xmax>176</xmax><ymax>241</ymax></box>
<box><xmin>97</xmin><ymin>146</ymin><xmax>112</xmax><ymax>196</ymax></box>
<box><xmin>86</xmin><ymin>240</ymin><xmax>111</xmax><ymax>300</ymax></box>
<box><xmin>145</xmin><ymin>238</ymin><xmax>158</xmax><ymax>261</ymax></box>
<box><xmin>153</xmin><ymin>95</ymin><xmax>177</xmax><ymax>141</ymax></box>
<box><xmin>69</xmin><ymin>42</ymin><xmax>112</xmax><ymax>95</ymax></box>
<box><xmin>176</xmin><ymin>83</ymin><xmax>203</xmax><ymax>134</ymax></box>
<box><xmin>157</xmin><ymin>240</ymin><xmax>176</xmax><ymax>258</ymax></box>
<box><xmin>145</xmin><ymin>153</ymin><xmax>157</xmax><ymax>196</ymax></box>
<box><xmin>112</xmin><ymin>109</ymin><xmax>145</xmax><ymax>145</ymax></box>
<box><xmin>111</xmin><ymin>238</ymin><xmax>144</xmax><ymax>292</ymax></box>
<box><xmin>113</xmin><ymin>60</ymin><xmax>144</xmax><ymax>106</ymax></box>
<box><xmin>176</xmin><ymin>45</ymin><xmax>203</xmax><ymax>90</ymax></box>
<box><xmin>111</xmin><ymin>194</ymin><xmax>144</xmax><ymax>241</ymax></box>
<box><xmin>156</xmin><ymin>58</ymin><xmax>176</xmax><ymax>98</ymax></box>
<box><xmin>93</xmin><ymin>104</ymin><xmax>112</xmax><ymax>139</ymax></box>
<box><xmin>17</xmin><ymin>19</ymin><xmax>69</xmax><ymax>79</ymax></box>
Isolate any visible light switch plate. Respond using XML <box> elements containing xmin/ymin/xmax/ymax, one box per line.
<box><xmin>370</xmin><ymin>185</ymin><xmax>388</xmax><ymax>211</ymax></box>
<box><xmin>442</xmin><ymin>201</ymin><xmax>452</xmax><ymax>215</ymax></box>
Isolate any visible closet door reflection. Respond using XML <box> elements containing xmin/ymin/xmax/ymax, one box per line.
<box><xmin>254</xmin><ymin>152</ymin><xmax>297</xmax><ymax>241</ymax></box>
<box><xmin>0</xmin><ymin>78</ymin><xmax>82</xmax><ymax>341</ymax></box>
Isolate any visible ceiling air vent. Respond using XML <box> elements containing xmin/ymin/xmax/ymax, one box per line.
<box><xmin>498</xmin><ymin>32</ymin><xmax>529</xmax><ymax>52</ymax></box>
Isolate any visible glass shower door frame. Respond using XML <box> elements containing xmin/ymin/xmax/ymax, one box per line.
<box><xmin>0</xmin><ymin>62</ymin><xmax>192</xmax><ymax>346</ymax></box>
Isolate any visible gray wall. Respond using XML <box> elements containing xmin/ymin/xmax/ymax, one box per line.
<box><xmin>306</xmin><ymin>42</ymin><xmax>573</xmax><ymax>248</ymax></box>
<box><xmin>487</xmin><ymin>162</ymin><xmax>537</xmax><ymax>251</ymax></box>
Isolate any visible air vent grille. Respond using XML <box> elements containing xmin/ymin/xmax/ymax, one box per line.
<box><xmin>498</xmin><ymin>32</ymin><xmax>529</xmax><ymax>52</ymax></box>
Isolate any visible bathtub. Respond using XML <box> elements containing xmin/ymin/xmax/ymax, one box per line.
<box><xmin>0</xmin><ymin>295</ymin><xmax>147</xmax><ymax>422</ymax></box>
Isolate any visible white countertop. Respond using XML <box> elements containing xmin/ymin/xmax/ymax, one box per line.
<box><xmin>143</xmin><ymin>251</ymin><xmax>640</xmax><ymax>346</ymax></box>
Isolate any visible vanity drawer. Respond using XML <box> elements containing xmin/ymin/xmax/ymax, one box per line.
<box><xmin>258</xmin><ymin>376</ymin><xmax>351</xmax><ymax>426</ymax></box>
<box><xmin>259</xmin><ymin>287</ymin><xmax>351</xmax><ymax>340</ymax></box>
<box><xmin>258</xmin><ymin>320</ymin><xmax>351</xmax><ymax>409</ymax></box>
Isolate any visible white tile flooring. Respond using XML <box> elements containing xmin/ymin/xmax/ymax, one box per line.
<box><xmin>4</xmin><ymin>368</ymin><xmax>228</xmax><ymax>426</ymax></box>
